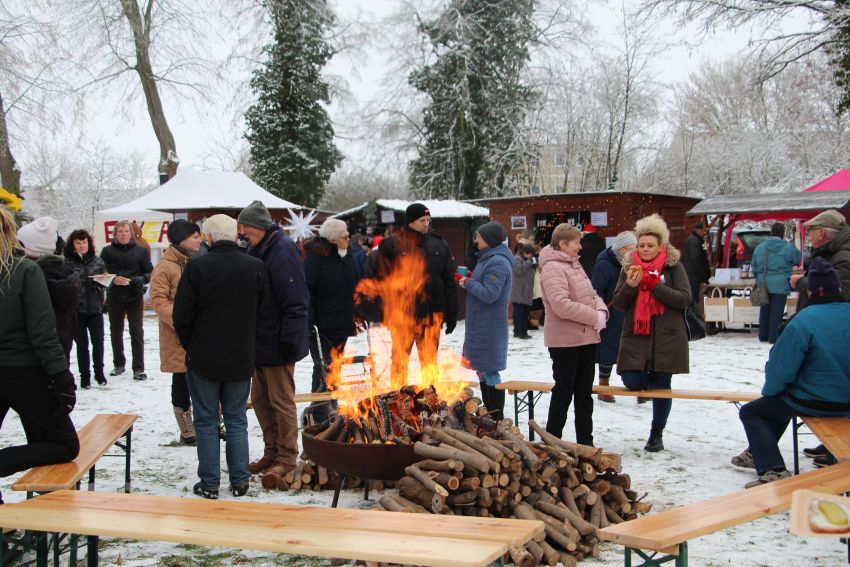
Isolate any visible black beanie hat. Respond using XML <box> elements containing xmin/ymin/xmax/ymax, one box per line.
<box><xmin>167</xmin><ymin>219</ymin><xmax>200</xmax><ymax>246</ymax></box>
<box><xmin>477</xmin><ymin>221</ymin><xmax>506</xmax><ymax>248</ymax></box>
<box><xmin>406</xmin><ymin>203</ymin><xmax>431</xmax><ymax>225</ymax></box>
<box><xmin>808</xmin><ymin>257</ymin><xmax>841</xmax><ymax>297</ymax></box>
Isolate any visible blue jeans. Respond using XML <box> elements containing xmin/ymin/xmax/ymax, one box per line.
<box><xmin>187</xmin><ymin>371</ymin><xmax>251</xmax><ymax>489</ymax></box>
<box><xmin>620</xmin><ymin>370</ymin><xmax>673</xmax><ymax>430</ymax></box>
<box><xmin>739</xmin><ymin>395</ymin><xmax>794</xmax><ymax>474</ymax></box>
<box><xmin>758</xmin><ymin>293</ymin><xmax>786</xmax><ymax>343</ymax></box>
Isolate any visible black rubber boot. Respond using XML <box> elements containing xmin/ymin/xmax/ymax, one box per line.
<box><xmin>644</xmin><ymin>427</ymin><xmax>664</xmax><ymax>452</ymax></box>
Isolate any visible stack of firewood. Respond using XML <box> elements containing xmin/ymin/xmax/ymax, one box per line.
<box><xmin>373</xmin><ymin>419</ymin><xmax>651</xmax><ymax>567</ymax></box>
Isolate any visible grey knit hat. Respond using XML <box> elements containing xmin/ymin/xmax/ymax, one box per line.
<box><xmin>237</xmin><ymin>200</ymin><xmax>273</xmax><ymax>230</ymax></box>
<box><xmin>477</xmin><ymin>221</ymin><xmax>507</xmax><ymax>248</ymax></box>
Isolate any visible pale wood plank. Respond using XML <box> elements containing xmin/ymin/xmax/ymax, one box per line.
<box><xmin>496</xmin><ymin>380</ymin><xmax>759</xmax><ymax>402</ymax></box>
<box><xmin>26</xmin><ymin>491</ymin><xmax>543</xmax><ymax>546</ymax></box>
<box><xmin>598</xmin><ymin>461</ymin><xmax>850</xmax><ymax>552</ymax></box>
<box><xmin>803</xmin><ymin>416</ymin><xmax>850</xmax><ymax>461</ymax></box>
<box><xmin>0</xmin><ymin>491</ymin><xmax>543</xmax><ymax>567</ymax></box>
<box><xmin>12</xmin><ymin>414</ymin><xmax>137</xmax><ymax>492</ymax></box>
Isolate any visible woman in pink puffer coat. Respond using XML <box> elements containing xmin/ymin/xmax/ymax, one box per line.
<box><xmin>540</xmin><ymin>223</ymin><xmax>608</xmax><ymax>446</ymax></box>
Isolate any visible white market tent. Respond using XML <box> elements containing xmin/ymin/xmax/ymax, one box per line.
<box><xmin>375</xmin><ymin>199</ymin><xmax>489</xmax><ymax>219</ymax></box>
<box><xmin>94</xmin><ymin>169</ymin><xmax>303</xmax><ymax>252</ymax></box>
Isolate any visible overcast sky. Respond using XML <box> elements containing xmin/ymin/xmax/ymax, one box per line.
<box><xmin>70</xmin><ymin>0</ymin><xmax>811</xmax><ymax>181</ymax></box>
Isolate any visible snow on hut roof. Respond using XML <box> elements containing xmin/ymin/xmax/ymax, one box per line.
<box><xmin>688</xmin><ymin>190</ymin><xmax>850</xmax><ymax>216</ymax></box>
<box><xmin>376</xmin><ymin>199</ymin><xmax>489</xmax><ymax>219</ymax></box>
<box><xmin>331</xmin><ymin>202</ymin><xmax>369</xmax><ymax>219</ymax></box>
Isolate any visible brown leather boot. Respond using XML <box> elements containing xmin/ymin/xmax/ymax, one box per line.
<box><xmin>247</xmin><ymin>456</ymin><xmax>275</xmax><ymax>474</ymax></box>
<box><xmin>597</xmin><ymin>377</ymin><xmax>616</xmax><ymax>403</ymax></box>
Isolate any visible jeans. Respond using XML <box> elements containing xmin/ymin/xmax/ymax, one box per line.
<box><xmin>758</xmin><ymin>293</ymin><xmax>786</xmax><ymax>344</ymax></box>
<box><xmin>546</xmin><ymin>344</ymin><xmax>597</xmax><ymax>446</ymax></box>
<box><xmin>187</xmin><ymin>370</ymin><xmax>251</xmax><ymax>489</ymax></box>
<box><xmin>621</xmin><ymin>370</ymin><xmax>673</xmax><ymax>429</ymax></box>
<box><xmin>690</xmin><ymin>281</ymin><xmax>701</xmax><ymax>307</ymax></box>
<box><xmin>171</xmin><ymin>372</ymin><xmax>190</xmax><ymax>410</ymax></box>
<box><xmin>739</xmin><ymin>395</ymin><xmax>794</xmax><ymax>474</ymax></box>
<box><xmin>74</xmin><ymin>312</ymin><xmax>105</xmax><ymax>383</ymax></box>
<box><xmin>512</xmin><ymin>303</ymin><xmax>530</xmax><ymax>337</ymax></box>
<box><xmin>106</xmin><ymin>295</ymin><xmax>145</xmax><ymax>372</ymax></box>
<box><xmin>0</xmin><ymin>376</ymin><xmax>80</xmax><ymax>477</ymax></box>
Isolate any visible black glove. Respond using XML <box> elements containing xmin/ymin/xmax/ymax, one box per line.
<box><xmin>444</xmin><ymin>317</ymin><xmax>457</xmax><ymax>335</ymax></box>
<box><xmin>48</xmin><ymin>369</ymin><xmax>77</xmax><ymax>418</ymax></box>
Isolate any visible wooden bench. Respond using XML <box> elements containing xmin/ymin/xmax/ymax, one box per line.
<box><xmin>496</xmin><ymin>380</ymin><xmax>760</xmax><ymax>440</ymax></box>
<box><xmin>597</xmin><ymin>460</ymin><xmax>850</xmax><ymax>567</ymax></box>
<box><xmin>12</xmin><ymin>413</ymin><xmax>137</xmax><ymax>497</ymax></box>
<box><xmin>791</xmin><ymin>415</ymin><xmax>850</xmax><ymax>474</ymax></box>
<box><xmin>0</xmin><ymin>490</ymin><xmax>544</xmax><ymax>567</ymax></box>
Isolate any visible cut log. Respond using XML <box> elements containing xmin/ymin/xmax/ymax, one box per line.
<box><xmin>559</xmin><ymin>487</ymin><xmax>580</xmax><ymax>516</ymax></box>
<box><xmin>538</xmin><ymin>540</ymin><xmax>561</xmax><ymax>566</ymax></box>
<box><xmin>442</xmin><ymin>427</ymin><xmax>504</xmax><ymax>462</ymax></box>
<box><xmin>398</xmin><ymin>476</ymin><xmax>446</xmax><ymax>514</ymax></box>
<box><xmin>534</xmin><ymin>501</ymin><xmax>596</xmax><ymax>537</ymax></box>
<box><xmin>501</xmin><ymin>429</ymin><xmax>542</xmax><ymax>471</ymax></box>
<box><xmin>414</xmin><ymin>458</ymin><xmax>462</xmax><ymax>472</ymax></box>
<box><xmin>413</xmin><ymin>441</ymin><xmax>490</xmax><ymax>473</ymax></box>
<box><xmin>392</xmin><ymin>495</ymin><xmax>430</xmax><ymax>514</ymax></box>
<box><xmin>533</xmin><ymin>510</ymin><xmax>578</xmax><ymax>551</ymax></box>
<box><xmin>317</xmin><ymin>466</ymin><xmax>329</xmax><ymax>486</ymax></box>
<box><xmin>404</xmin><ymin>464</ymin><xmax>449</xmax><ymax>497</ymax></box>
<box><xmin>446</xmin><ymin>490</ymin><xmax>478</xmax><ymax>505</ymax></box>
<box><xmin>528</xmin><ymin>421</ymin><xmax>602</xmax><ymax>463</ymax></box>
<box><xmin>558</xmin><ymin>551</ymin><xmax>578</xmax><ymax>567</ymax></box>
<box><xmin>459</xmin><ymin>476</ymin><xmax>480</xmax><ymax>491</ymax></box>
<box><xmin>608</xmin><ymin>485</ymin><xmax>633</xmax><ymax>513</ymax></box>
<box><xmin>598</xmin><ymin>451</ymin><xmax>622</xmax><ymax>472</ymax></box>
<box><xmin>315</xmin><ymin>415</ymin><xmax>345</xmax><ymax>441</ymax></box>
<box><xmin>508</xmin><ymin>546</ymin><xmax>535</xmax><ymax>567</ymax></box>
<box><xmin>524</xmin><ymin>539</ymin><xmax>544</xmax><ymax>565</ymax></box>
<box><xmin>432</xmin><ymin>472</ymin><xmax>460</xmax><ymax>491</ymax></box>
<box><xmin>604</xmin><ymin>503</ymin><xmax>625</xmax><ymax>524</ymax></box>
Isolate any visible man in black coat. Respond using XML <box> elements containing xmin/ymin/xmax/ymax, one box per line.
<box><xmin>100</xmin><ymin>221</ymin><xmax>153</xmax><ymax>380</ymax></box>
<box><xmin>237</xmin><ymin>200</ymin><xmax>310</xmax><ymax>482</ymax></box>
<box><xmin>374</xmin><ymin>203</ymin><xmax>459</xmax><ymax>385</ymax></box>
<box><xmin>681</xmin><ymin>222</ymin><xmax>711</xmax><ymax>304</ymax></box>
<box><xmin>173</xmin><ymin>214</ymin><xmax>266</xmax><ymax>499</ymax></box>
<box><xmin>578</xmin><ymin>224</ymin><xmax>605</xmax><ymax>277</ymax></box>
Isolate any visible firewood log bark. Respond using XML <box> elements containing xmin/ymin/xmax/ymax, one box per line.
<box><xmin>598</xmin><ymin>452</ymin><xmax>622</xmax><ymax>472</ymax></box>
<box><xmin>532</xmin><ymin>510</ymin><xmax>578</xmax><ymax>551</ymax></box>
<box><xmin>538</xmin><ymin>541</ymin><xmax>561</xmax><ymax>566</ymax></box>
<box><xmin>315</xmin><ymin>415</ymin><xmax>345</xmax><ymax>441</ymax></box>
<box><xmin>608</xmin><ymin>485</ymin><xmax>632</xmax><ymax>513</ymax></box>
<box><xmin>534</xmin><ymin>501</ymin><xmax>596</xmax><ymax>537</ymax></box>
<box><xmin>431</xmin><ymin>472</ymin><xmax>460</xmax><ymax>491</ymax></box>
<box><xmin>459</xmin><ymin>476</ymin><xmax>480</xmax><ymax>491</ymax></box>
<box><xmin>524</xmin><ymin>540</ymin><xmax>544</xmax><ymax>565</ymax></box>
<box><xmin>413</xmin><ymin>441</ymin><xmax>490</xmax><ymax>473</ymax></box>
<box><xmin>508</xmin><ymin>545</ymin><xmax>535</xmax><ymax>567</ymax></box>
<box><xmin>378</xmin><ymin>494</ymin><xmax>411</xmax><ymax>512</ymax></box>
<box><xmin>500</xmin><ymin>429</ymin><xmax>542</xmax><ymax>471</ymax></box>
<box><xmin>446</xmin><ymin>490</ymin><xmax>478</xmax><ymax>505</ymax></box>
<box><xmin>404</xmin><ymin>465</ymin><xmax>449</xmax><ymax>497</ymax></box>
<box><xmin>604</xmin><ymin>503</ymin><xmax>625</xmax><ymax>524</ymax></box>
<box><xmin>442</xmin><ymin>427</ymin><xmax>504</xmax><ymax>462</ymax></box>
<box><xmin>317</xmin><ymin>466</ymin><xmax>329</xmax><ymax>486</ymax></box>
<box><xmin>579</xmin><ymin>461</ymin><xmax>597</xmax><ymax>482</ymax></box>
<box><xmin>528</xmin><ymin>421</ymin><xmax>602</xmax><ymax>463</ymax></box>
<box><xmin>392</xmin><ymin>495</ymin><xmax>430</xmax><ymax>514</ymax></box>
<box><xmin>558</xmin><ymin>551</ymin><xmax>578</xmax><ymax>567</ymax></box>
<box><xmin>415</xmin><ymin>458</ymin><xmax>462</xmax><ymax>472</ymax></box>
<box><xmin>398</xmin><ymin>476</ymin><xmax>446</xmax><ymax>513</ymax></box>
<box><xmin>559</xmin><ymin>487</ymin><xmax>580</xmax><ymax>516</ymax></box>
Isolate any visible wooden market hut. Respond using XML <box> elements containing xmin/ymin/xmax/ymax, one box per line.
<box><xmin>473</xmin><ymin>191</ymin><xmax>702</xmax><ymax>251</ymax></box>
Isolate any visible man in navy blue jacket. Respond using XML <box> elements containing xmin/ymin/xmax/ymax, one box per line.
<box><xmin>734</xmin><ymin>257</ymin><xmax>850</xmax><ymax>488</ymax></box>
<box><xmin>237</xmin><ymin>201</ymin><xmax>309</xmax><ymax>484</ymax></box>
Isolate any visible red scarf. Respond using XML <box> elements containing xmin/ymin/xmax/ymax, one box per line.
<box><xmin>632</xmin><ymin>248</ymin><xmax>667</xmax><ymax>335</ymax></box>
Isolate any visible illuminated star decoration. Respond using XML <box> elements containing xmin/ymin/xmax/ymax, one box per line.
<box><xmin>282</xmin><ymin>208</ymin><xmax>319</xmax><ymax>241</ymax></box>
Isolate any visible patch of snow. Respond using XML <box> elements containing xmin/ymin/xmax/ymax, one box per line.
<box><xmin>377</xmin><ymin>198</ymin><xmax>489</xmax><ymax>219</ymax></box>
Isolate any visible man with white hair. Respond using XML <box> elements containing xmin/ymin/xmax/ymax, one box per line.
<box><xmin>173</xmin><ymin>214</ymin><xmax>266</xmax><ymax>499</ymax></box>
<box><xmin>790</xmin><ymin>209</ymin><xmax>850</xmax><ymax>309</ymax></box>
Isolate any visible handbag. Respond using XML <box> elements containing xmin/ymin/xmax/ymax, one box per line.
<box><xmin>683</xmin><ymin>304</ymin><xmax>706</xmax><ymax>341</ymax></box>
<box><xmin>749</xmin><ymin>249</ymin><xmax>770</xmax><ymax>307</ymax></box>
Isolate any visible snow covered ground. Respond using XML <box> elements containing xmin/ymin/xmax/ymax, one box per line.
<box><xmin>1</xmin><ymin>315</ymin><xmax>847</xmax><ymax>566</ymax></box>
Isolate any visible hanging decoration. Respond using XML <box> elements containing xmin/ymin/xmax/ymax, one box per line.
<box><xmin>282</xmin><ymin>208</ymin><xmax>320</xmax><ymax>241</ymax></box>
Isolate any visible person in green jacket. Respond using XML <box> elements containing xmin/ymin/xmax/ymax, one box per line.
<box><xmin>0</xmin><ymin>206</ymin><xmax>79</xmax><ymax>504</ymax></box>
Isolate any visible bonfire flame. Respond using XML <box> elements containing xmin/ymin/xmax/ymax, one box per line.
<box><xmin>325</xmin><ymin>247</ymin><xmax>470</xmax><ymax>425</ymax></box>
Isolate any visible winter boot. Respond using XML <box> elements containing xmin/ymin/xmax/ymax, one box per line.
<box><xmin>173</xmin><ymin>406</ymin><xmax>197</xmax><ymax>445</ymax></box>
<box><xmin>644</xmin><ymin>427</ymin><xmax>664</xmax><ymax>452</ymax></box>
<box><xmin>80</xmin><ymin>374</ymin><xmax>91</xmax><ymax>390</ymax></box>
<box><xmin>94</xmin><ymin>368</ymin><xmax>107</xmax><ymax>386</ymax></box>
<box><xmin>597</xmin><ymin>377</ymin><xmax>616</xmax><ymax>403</ymax></box>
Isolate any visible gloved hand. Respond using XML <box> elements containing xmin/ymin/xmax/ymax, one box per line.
<box><xmin>444</xmin><ymin>317</ymin><xmax>457</xmax><ymax>335</ymax></box>
<box><xmin>48</xmin><ymin>369</ymin><xmax>77</xmax><ymax>418</ymax></box>
<box><xmin>593</xmin><ymin>311</ymin><xmax>607</xmax><ymax>331</ymax></box>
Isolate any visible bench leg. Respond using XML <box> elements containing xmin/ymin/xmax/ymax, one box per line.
<box><xmin>792</xmin><ymin>415</ymin><xmax>800</xmax><ymax>475</ymax></box>
<box><xmin>623</xmin><ymin>543</ymin><xmax>686</xmax><ymax>567</ymax></box>
<box><xmin>88</xmin><ymin>465</ymin><xmax>96</xmax><ymax>491</ymax></box>
<box><xmin>527</xmin><ymin>392</ymin><xmax>535</xmax><ymax>441</ymax></box>
<box><xmin>87</xmin><ymin>535</ymin><xmax>98</xmax><ymax>567</ymax></box>
<box><xmin>124</xmin><ymin>428</ymin><xmax>133</xmax><ymax>493</ymax></box>
<box><xmin>331</xmin><ymin>476</ymin><xmax>345</xmax><ymax>508</ymax></box>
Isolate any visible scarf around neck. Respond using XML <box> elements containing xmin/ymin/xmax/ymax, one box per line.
<box><xmin>632</xmin><ymin>247</ymin><xmax>668</xmax><ymax>335</ymax></box>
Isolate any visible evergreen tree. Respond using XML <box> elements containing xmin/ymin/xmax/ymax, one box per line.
<box><xmin>829</xmin><ymin>0</ymin><xmax>850</xmax><ymax>114</ymax></box>
<box><xmin>245</xmin><ymin>0</ymin><xmax>342</xmax><ymax>208</ymax></box>
<box><xmin>409</xmin><ymin>0</ymin><xmax>537</xmax><ymax>200</ymax></box>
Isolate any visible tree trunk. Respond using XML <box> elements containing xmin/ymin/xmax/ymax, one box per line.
<box><xmin>120</xmin><ymin>0</ymin><xmax>178</xmax><ymax>181</ymax></box>
<box><xmin>0</xmin><ymin>89</ymin><xmax>21</xmax><ymax>195</ymax></box>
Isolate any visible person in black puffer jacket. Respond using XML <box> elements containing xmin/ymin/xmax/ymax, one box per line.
<box><xmin>64</xmin><ymin>230</ymin><xmax>108</xmax><ymax>388</ymax></box>
<box><xmin>100</xmin><ymin>221</ymin><xmax>153</xmax><ymax>380</ymax></box>
<box><xmin>303</xmin><ymin>219</ymin><xmax>361</xmax><ymax>423</ymax></box>
<box><xmin>17</xmin><ymin>217</ymin><xmax>81</xmax><ymax>364</ymax></box>
<box><xmin>0</xmin><ymin>208</ymin><xmax>80</xmax><ymax>504</ymax></box>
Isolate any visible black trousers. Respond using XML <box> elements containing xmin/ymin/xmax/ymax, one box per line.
<box><xmin>546</xmin><ymin>344</ymin><xmax>597</xmax><ymax>446</ymax></box>
<box><xmin>172</xmin><ymin>372</ymin><xmax>191</xmax><ymax>410</ymax></box>
<box><xmin>306</xmin><ymin>330</ymin><xmax>347</xmax><ymax>424</ymax></box>
<box><xmin>479</xmin><ymin>382</ymin><xmax>506</xmax><ymax>420</ymax></box>
<box><xmin>0</xmin><ymin>377</ymin><xmax>80</xmax><ymax>478</ymax></box>
<box><xmin>106</xmin><ymin>295</ymin><xmax>145</xmax><ymax>372</ymax></box>
<box><xmin>74</xmin><ymin>312</ymin><xmax>105</xmax><ymax>383</ymax></box>
<box><xmin>512</xmin><ymin>303</ymin><xmax>530</xmax><ymax>337</ymax></box>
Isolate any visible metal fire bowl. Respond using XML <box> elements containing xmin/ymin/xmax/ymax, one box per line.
<box><xmin>302</xmin><ymin>431</ymin><xmax>418</xmax><ymax>481</ymax></box>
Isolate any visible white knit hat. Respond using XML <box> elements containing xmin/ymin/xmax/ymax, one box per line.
<box><xmin>17</xmin><ymin>216</ymin><xmax>59</xmax><ymax>258</ymax></box>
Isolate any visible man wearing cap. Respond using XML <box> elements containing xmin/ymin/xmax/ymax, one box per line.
<box><xmin>237</xmin><ymin>200</ymin><xmax>309</xmax><ymax>481</ymax></box>
<box><xmin>150</xmin><ymin>219</ymin><xmax>203</xmax><ymax>446</ymax></box>
<box><xmin>374</xmin><ymin>203</ymin><xmax>459</xmax><ymax>383</ymax></box>
<box><xmin>791</xmin><ymin>209</ymin><xmax>850</xmax><ymax>309</ymax></box>
<box><xmin>733</xmin><ymin>257</ymin><xmax>850</xmax><ymax>488</ymax></box>
<box><xmin>173</xmin><ymin>214</ymin><xmax>266</xmax><ymax>499</ymax></box>
<box><xmin>578</xmin><ymin>223</ymin><xmax>605</xmax><ymax>277</ymax></box>
<box><xmin>100</xmin><ymin>220</ymin><xmax>154</xmax><ymax>380</ymax></box>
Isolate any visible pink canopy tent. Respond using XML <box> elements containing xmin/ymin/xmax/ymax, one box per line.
<box><xmin>687</xmin><ymin>170</ymin><xmax>850</xmax><ymax>266</ymax></box>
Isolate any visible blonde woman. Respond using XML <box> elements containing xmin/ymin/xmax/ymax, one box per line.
<box><xmin>540</xmin><ymin>223</ymin><xmax>608</xmax><ymax>446</ymax></box>
<box><xmin>0</xmin><ymin>207</ymin><xmax>79</xmax><ymax>502</ymax></box>
<box><xmin>613</xmin><ymin>214</ymin><xmax>691</xmax><ymax>452</ymax></box>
